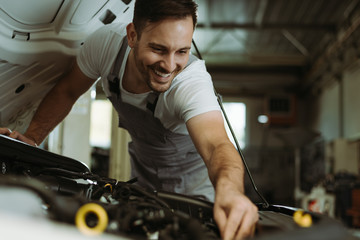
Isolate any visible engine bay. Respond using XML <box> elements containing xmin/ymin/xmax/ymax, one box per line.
<box><xmin>0</xmin><ymin>134</ymin><xmax>353</xmax><ymax>240</ymax></box>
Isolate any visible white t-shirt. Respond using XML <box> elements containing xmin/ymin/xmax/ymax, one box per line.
<box><xmin>77</xmin><ymin>22</ymin><xmax>220</xmax><ymax>134</ymax></box>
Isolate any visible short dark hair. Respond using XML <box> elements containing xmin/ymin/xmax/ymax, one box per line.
<box><xmin>133</xmin><ymin>0</ymin><xmax>198</xmax><ymax>38</ymax></box>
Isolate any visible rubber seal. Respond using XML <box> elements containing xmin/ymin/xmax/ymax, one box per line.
<box><xmin>75</xmin><ymin>203</ymin><xmax>108</xmax><ymax>235</ymax></box>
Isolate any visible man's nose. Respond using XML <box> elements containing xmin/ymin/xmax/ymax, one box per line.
<box><xmin>161</xmin><ymin>53</ymin><xmax>177</xmax><ymax>73</ymax></box>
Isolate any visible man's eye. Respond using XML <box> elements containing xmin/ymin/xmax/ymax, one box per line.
<box><xmin>153</xmin><ymin>48</ymin><xmax>164</xmax><ymax>53</ymax></box>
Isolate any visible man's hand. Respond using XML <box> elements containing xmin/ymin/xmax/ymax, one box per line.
<box><xmin>0</xmin><ymin>127</ymin><xmax>12</xmax><ymax>136</ymax></box>
<box><xmin>186</xmin><ymin>111</ymin><xmax>258</xmax><ymax>238</ymax></box>
<box><xmin>0</xmin><ymin>63</ymin><xmax>96</xmax><ymax>148</ymax></box>
<box><xmin>214</xmin><ymin>183</ymin><xmax>258</xmax><ymax>240</ymax></box>
<box><xmin>0</xmin><ymin>127</ymin><xmax>37</xmax><ymax>146</ymax></box>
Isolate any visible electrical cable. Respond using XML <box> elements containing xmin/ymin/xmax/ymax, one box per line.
<box><xmin>215</xmin><ymin>93</ymin><xmax>269</xmax><ymax>207</ymax></box>
<box><xmin>191</xmin><ymin>39</ymin><xmax>269</xmax><ymax>208</ymax></box>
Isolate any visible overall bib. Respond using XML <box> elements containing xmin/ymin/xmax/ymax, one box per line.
<box><xmin>106</xmin><ymin>38</ymin><xmax>214</xmax><ymax>201</ymax></box>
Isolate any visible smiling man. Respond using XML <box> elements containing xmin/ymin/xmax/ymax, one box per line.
<box><xmin>125</xmin><ymin>18</ymin><xmax>191</xmax><ymax>93</ymax></box>
<box><xmin>0</xmin><ymin>0</ymin><xmax>258</xmax><ymax>239</ymax></box>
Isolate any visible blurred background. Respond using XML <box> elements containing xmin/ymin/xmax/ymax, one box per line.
<box><xmin>0</xmin><ymin>0</ymin><xmax>360</xmax><ymax>231</ymax></box>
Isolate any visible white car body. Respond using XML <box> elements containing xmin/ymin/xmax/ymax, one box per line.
<box><xmin>0</xmin><ymin>0</ymin><xmax>134</xmax><ymax>132</ymax></box>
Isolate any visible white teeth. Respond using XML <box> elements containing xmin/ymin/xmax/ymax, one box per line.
<box><xmin>154</xmin><ymin>69</ymin><xmax>171</xmax><ymax>78</ymax></box>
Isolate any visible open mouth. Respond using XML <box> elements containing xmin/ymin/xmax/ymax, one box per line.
<box><xmin>154</xmin><ymin>69</ymin><xmax>171</xmax><ymax>78</ymax></box>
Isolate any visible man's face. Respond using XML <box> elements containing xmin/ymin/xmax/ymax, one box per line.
<box><xmin>130</xmin><ymin>16</ymin><xmax>194</xmax><ymax>93</ymax></box>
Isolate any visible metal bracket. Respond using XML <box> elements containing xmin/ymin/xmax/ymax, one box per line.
<box><xmin>12</xmin><ymin>30</ymin><xmax>30</xmax><ymax>41</ymax></box>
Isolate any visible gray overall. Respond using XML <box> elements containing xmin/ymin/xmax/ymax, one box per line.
<box><xmin>106</xmin><ymin>38</ymin><xmax>214</xmax><ymax>201</ymax></box>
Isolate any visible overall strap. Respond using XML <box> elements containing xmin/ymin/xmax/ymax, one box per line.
<box><xmin>146</xmin><ymin>92</ymin><xmax>159</xmax><ymax>113</ymax></box>
<box><xmin>107</xmin><ymin>37</ymin><xmax>128</xmax><ymax>97</ymax></box>
<box><xmin>146</xmin><ymin>55</ymin><xmax>197</xmax><ymax>114</ymax></box>
<box><xmin>107</xmin><ymin>37</ymin><xmax>197</xmax><ymax>114</ymax></box>
<box><xmin>106</xmin><ymin>36</ymin><xmax>160</xmax><ymax>114</ymax></box>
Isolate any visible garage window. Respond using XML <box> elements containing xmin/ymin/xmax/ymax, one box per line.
<box><xmin>90</xmin><ymin>100</ymin><xmax>112</xmax><ymax>148</ymax></box>
<box><xmin>222</xmin><ymin>102</ymin><xmax>246</xmax><ymax>149</ymax></box>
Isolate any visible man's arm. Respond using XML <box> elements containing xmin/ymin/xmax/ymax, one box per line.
<box><xmin>186</xmin><ymin>110</ymin><xmax>258</xmax><ymax>240</ymax></box>
<box><xmin>8</xmin><ymin>62</ymin><xmax>96</xmax><ymax>146</ymax></box>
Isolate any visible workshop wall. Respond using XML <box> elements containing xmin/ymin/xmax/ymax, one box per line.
<box><xmin>222</xmin><ymin>95</ymin><xmax>299</xmax><ymax>206</ymax></box>
<box><xmin>219</xmin><ymin>56</ymin><xmax>360</xmax><ymax>206</ymax></box>
<box><xmin>305</xmin><ymin>61</ymin><xmax>360</xmax><ymax>174</ymax></box>
<box><xmin>343</xmin><ymin>64</ymin><xmax>360</xmax><ymax>140</ymax></box>
<box><xmin>300</xmin><ymin>62</ymin><xmax>360</xmax><ymax>226</ymax></box>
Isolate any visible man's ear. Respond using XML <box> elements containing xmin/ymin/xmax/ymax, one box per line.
<box><xmin>126</xmin><ymin>23</ymin><xmax>137</xmax><ymax>48</ymax></box>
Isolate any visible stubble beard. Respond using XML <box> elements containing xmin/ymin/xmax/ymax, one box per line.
<box><xmin>133</xmin><ymin>46</ymin><xmax>180</xmax><ymax>94</ymax></box>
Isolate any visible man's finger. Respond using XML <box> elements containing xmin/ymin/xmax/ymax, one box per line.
<box><xmin>9</xmin><ymin>131</ymin><xmax>20</xmax><ymax>139</ymax></box>
<box><xmin>213</xmin><ymin>206</ymin><xmax>227</xmax><ymax>239</ymax></box>
<box><xmin>0</xmin><ymin>128</ymin><xmax>12</xmax><ymax>136</ymax></box>
<box><xmin>223</xmin><ymin>207</ymin><xmax>245</xmax><ymax>240</ymax></box>
<box><xmin>7</xmin><ymin>131</ymin><xmax>37</xmax><ymax>146</ymax></box>
<box><xmin>235</xmin><ymin>210</ymin><xmax>258</xmax><ymax>239</ymax></box>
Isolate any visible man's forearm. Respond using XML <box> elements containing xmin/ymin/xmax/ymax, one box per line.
<box><xmin>23</xmin><ymin>63</ymin><xmax>96</xmax><ymax>144</ymax></box>
<box><xmin>211</xmin><ymin>144</ymin><xmax>259</xmax><ymax>240</ymax></box>
<box><xmin>24</xmin><ymin>88</ymin><xmax>78</xmax><ymax>145</ymax></box>
<box><xmin>208</xmin><ymin>142</ymin><xmax>245</xmax><ymax>193</ymax></box>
